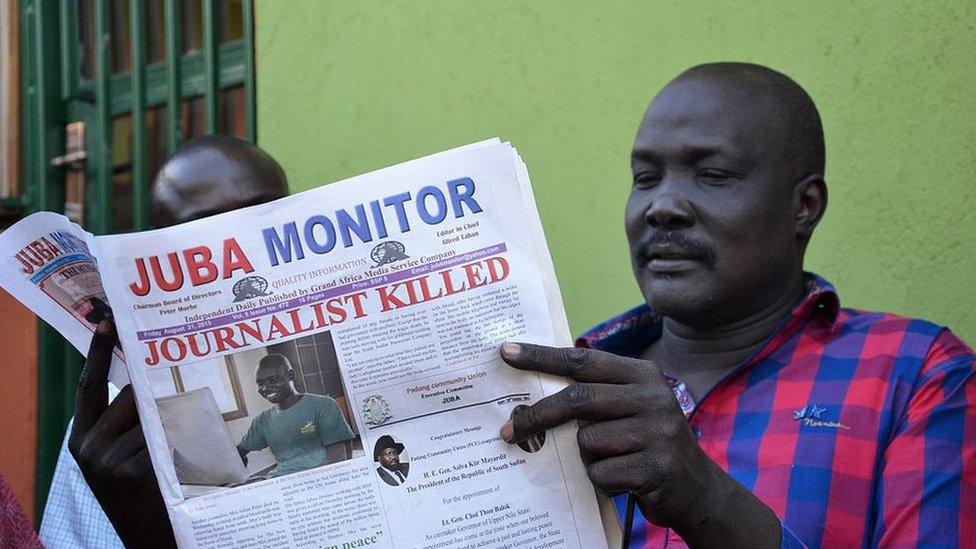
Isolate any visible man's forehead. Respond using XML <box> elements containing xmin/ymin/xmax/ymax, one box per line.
<box><xmin>632</xmin><ymin>76</ymin><xmax>779</xmax><ymax>163</ymax></box>
<box><xmin>256</xmin><ymin>362</ymin><xmax>288</xmax><ymax>376</ymax></box>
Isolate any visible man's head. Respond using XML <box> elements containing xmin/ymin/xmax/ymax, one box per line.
<box><xmin>255</xmin><ymin>354</ymin><xmax>297</xmax><ymax>404</ymax></box>
<box><xmin>150</xmin><ymin>135</ymin><xmax>288</xmax><ymax>227</ymax></box>
<box><xmin>374</xmin><ymin>436</ymin><xmax>404</xmax><ymax>468</ymax></box>
<box><xmin>627</xmin><ymin>62</ymin><xmax>828</xmax><ymax>327</ymax></box>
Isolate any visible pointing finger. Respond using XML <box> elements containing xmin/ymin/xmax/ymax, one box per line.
<box><xmin>500</xmin><ymin>383</ymin><xmax>638</xmax><ymax>443</ymax></box>
<box><xmin>585</xmin><ymin>451</ymin><xmax>656</xmax><ymax>496</ymax></box>
<box><xmin>499</xmin><ymin>343</ymin><xmax>644</xmax><ymax>384</ymax></box>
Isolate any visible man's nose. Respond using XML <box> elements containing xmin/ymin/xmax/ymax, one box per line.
<box><xmin>644</xmin><ymin>182</ymin><xmax>695</xmax><ymax>230</ymax></box>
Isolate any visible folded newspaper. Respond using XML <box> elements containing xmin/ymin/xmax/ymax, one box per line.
<box><xmin>1</xmin><ymin>139</ymin><xmax>620</xmax><ymax>548</ymax></box>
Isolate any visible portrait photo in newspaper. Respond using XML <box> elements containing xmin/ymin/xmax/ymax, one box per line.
<box><xmin>148</xmin><ymin>330</ymin><xmax>362</xmax><ymax>499</ymax></box>
<box><xmin>372</xmin><ymin>435</ymin><xmax>410</xmax><ymax>487</ymax></box>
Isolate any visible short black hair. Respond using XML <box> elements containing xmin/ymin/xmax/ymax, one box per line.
<box><xmin>257</xmin><ymin>353</ymin><xmax>292</xmax><ymax>373</ymax></box>
<box><xmin>168</xmin><ymin>134</ymin><xmax>280</xmax><ymax>162</ymax></box>
<box><xmin>149</xmin><ymin>134</ymin><xmax>289</xmax><ymax>226</ymax></box>
<box><xmin>676</xmin><ymin>62</ymin><xmax>825</xmax><ymax>178</ymax></box>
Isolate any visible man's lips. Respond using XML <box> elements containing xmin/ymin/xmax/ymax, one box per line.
<box><xmin>646</xmin><ymin>258</ymin><xmax>699</xmax><ymax>272</ymax></box>
<box><xmin>643</xmin><ymin>244</ymin><xmax>701</xmax><ymax>272</ymax></box>
<box><xmin>636</xmin><ymin>232</ymin><xmax>718</xmax><ymax>272</ymax></box>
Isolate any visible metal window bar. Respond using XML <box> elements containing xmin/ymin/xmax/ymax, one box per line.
<box><xmin>130</xmin><ymin>0</ymin><xmax>148</xmax><ymax>229</ymax></box>
<box><xmin>202</xmin><ymin>0</ymin><xmax>218</xmax><ymax>133</ymax></box>
<box><xmin>92</xmin><ymin>0</ymin><xmax>111</xmax><ymax>235</ymax></box>
<box><xmin>243</xmin><ymin>0</ymin><xmax>255</xmax><ymax>142</ymax></box>
<box><xmin>165</xmin><ymin>0</ymin><xmax>181</xmax><ymax>154</ymax></box>
<box><xmin>56</xmin><ymin>0</ymin><xmax>73</xmax><ymax>99</ymax></box>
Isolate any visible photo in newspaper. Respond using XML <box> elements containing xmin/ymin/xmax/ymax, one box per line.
<box><xmin>147</xmin><ymin>330</ymin><xmax>363</xmax><ymax>499</ymax></box>
<box><xmin>372</xmin><ymin>435</ymin><xmax>410</xmax><ymax>487</ymax></box>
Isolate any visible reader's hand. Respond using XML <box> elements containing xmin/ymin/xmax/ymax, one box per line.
<box><xmin>497</xmin><ymin>342</ymin><xmax>780</xmax><ymax>548</ymax></box>
<box><xmin>68</xmin><ymin>319</ymin><xmax>176</xmax><ymax>548</ymax></box>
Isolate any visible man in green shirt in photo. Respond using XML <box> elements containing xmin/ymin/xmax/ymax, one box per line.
<box><xmin>237</xmin><ymin>353</ymin><xmax>355</xmax><ymax>477</ymax></box>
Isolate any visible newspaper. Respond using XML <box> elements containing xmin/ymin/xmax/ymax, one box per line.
<box><xmin>1</xmin><ymin>139</ymin><xmax>619</xmax><ymax>548</ymax></box>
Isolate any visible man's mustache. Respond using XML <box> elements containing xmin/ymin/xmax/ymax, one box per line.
<box><xmin>643</xmin><ymin>231</ymin><xmax>718</xmax><ymax>270</ymax></box>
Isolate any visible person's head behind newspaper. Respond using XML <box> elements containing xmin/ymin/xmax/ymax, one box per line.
<box><xmin>149</xmin><ymin>134</ymin><xmax>288</xmax><ymax>228</ymax></box>
<box><xmin>374</xmin><ymin>435</ymin><xmax>404</xmax><ymax>469</ymax></box>
<box><xmin>255</xmin><ymin>353</ymin><xmax>298</xmax><ymax>405</ymax></box>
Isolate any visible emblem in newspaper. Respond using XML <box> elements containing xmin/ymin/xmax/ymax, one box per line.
<box><xmin>370</xmin><ymin>240</ymin><xmax>408</xmax><ymax>267</ymax></box>
<box><xmin>361</xmin><ymin>395</ymin><xmax>392</xmax><ymax>426</ymax></box>
<box><xmin>232</xmin><ymin>275</ymin><xmax>270</xmax><ymax>302</ymax></box>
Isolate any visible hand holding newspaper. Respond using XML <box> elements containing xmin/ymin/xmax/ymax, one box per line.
<box><xmin>1</xmin><ymin>139</ymin><xmax>618</xmax><ymax>548</ymax></box>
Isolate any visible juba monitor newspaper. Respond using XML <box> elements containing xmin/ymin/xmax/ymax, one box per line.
<box><xmin>0</xmin><ymin>139</ymin><xmax>619</xmax><ymax>548</ymax></box>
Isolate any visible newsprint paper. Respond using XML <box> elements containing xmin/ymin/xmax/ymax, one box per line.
<box><xmin>1</xmin><ymin>139</ymin><xmax>620</xmax><ymax>548</ymax></box>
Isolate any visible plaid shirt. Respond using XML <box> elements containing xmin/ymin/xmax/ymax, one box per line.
<box><xmin>577</xmin><ymin>274</ymin><xmax>976</xmax><ymax>548</ymax></box>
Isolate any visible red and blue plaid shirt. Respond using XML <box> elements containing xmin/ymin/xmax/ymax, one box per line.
<box><xmin>577</xmin><ymin>274</ymin><xmax>976</xmax><ymax>548</ymax></box>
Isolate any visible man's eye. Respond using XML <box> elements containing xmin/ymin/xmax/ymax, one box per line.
<box><xmin>633</xmin><ymin>172</ymin><xmax>661</xmax><ymax>188</ymax></box>
<box><xmin>697</xmin><ymin>169</ymin><xmax>737</xmax><ymax>185</ymax></box>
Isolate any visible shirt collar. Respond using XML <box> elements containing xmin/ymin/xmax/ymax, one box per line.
<box><xmin>576</xmin><ymin>272</ymin><xmax>840</xmax><ymax>358</ymax></box>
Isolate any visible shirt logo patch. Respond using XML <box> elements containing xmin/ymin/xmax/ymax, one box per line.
<box><xmin>793</xmin><ymin>405</ymin><xmax>850</xmax><ymax>430</ymax></box>
<box><xmin>300</xmin><ymin>420</ymin><xmax>316</xmax><ymax>435</ymax></box>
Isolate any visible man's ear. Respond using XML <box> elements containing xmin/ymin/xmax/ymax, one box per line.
<box><xmin>287</xmin><ymin>368</ymin><xmax>296</xmax><ymax>381</ymax></box>
<box><xmin>793</xmin><ymin>174</ymin><xmax>827</xmax><ymax>240</ymax></box>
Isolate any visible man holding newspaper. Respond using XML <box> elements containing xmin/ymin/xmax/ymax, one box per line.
<box><xmin>497</xmin><ymin>63</ymin><xmax>976</xmax><ymax>547</ymax></box>
<box><xmin>13</xmin><ymin>62</ymin><xmax>973</xmax><ymax>548</ymax></box>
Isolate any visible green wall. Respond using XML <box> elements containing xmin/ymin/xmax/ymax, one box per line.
<box><xmin>256</xmin><ymin>1</ymin><xmax>976</xmax><ymax>342</ymax></box>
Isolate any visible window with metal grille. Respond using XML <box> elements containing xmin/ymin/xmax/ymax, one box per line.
<box><xmin>17</xmin><ymin>0</ymin><xmax>257</xmax><ymax>516</ymax></box>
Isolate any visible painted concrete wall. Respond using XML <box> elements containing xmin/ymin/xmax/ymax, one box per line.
<box><xmin>0</xmin><ymin>289</ymin><xmax>38</xmax><ymax>519</ymax></box>
<box><xmin>256</xmin><ymin>1</ymin><xmax>976</xmax><ymax>343</ymax></box>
